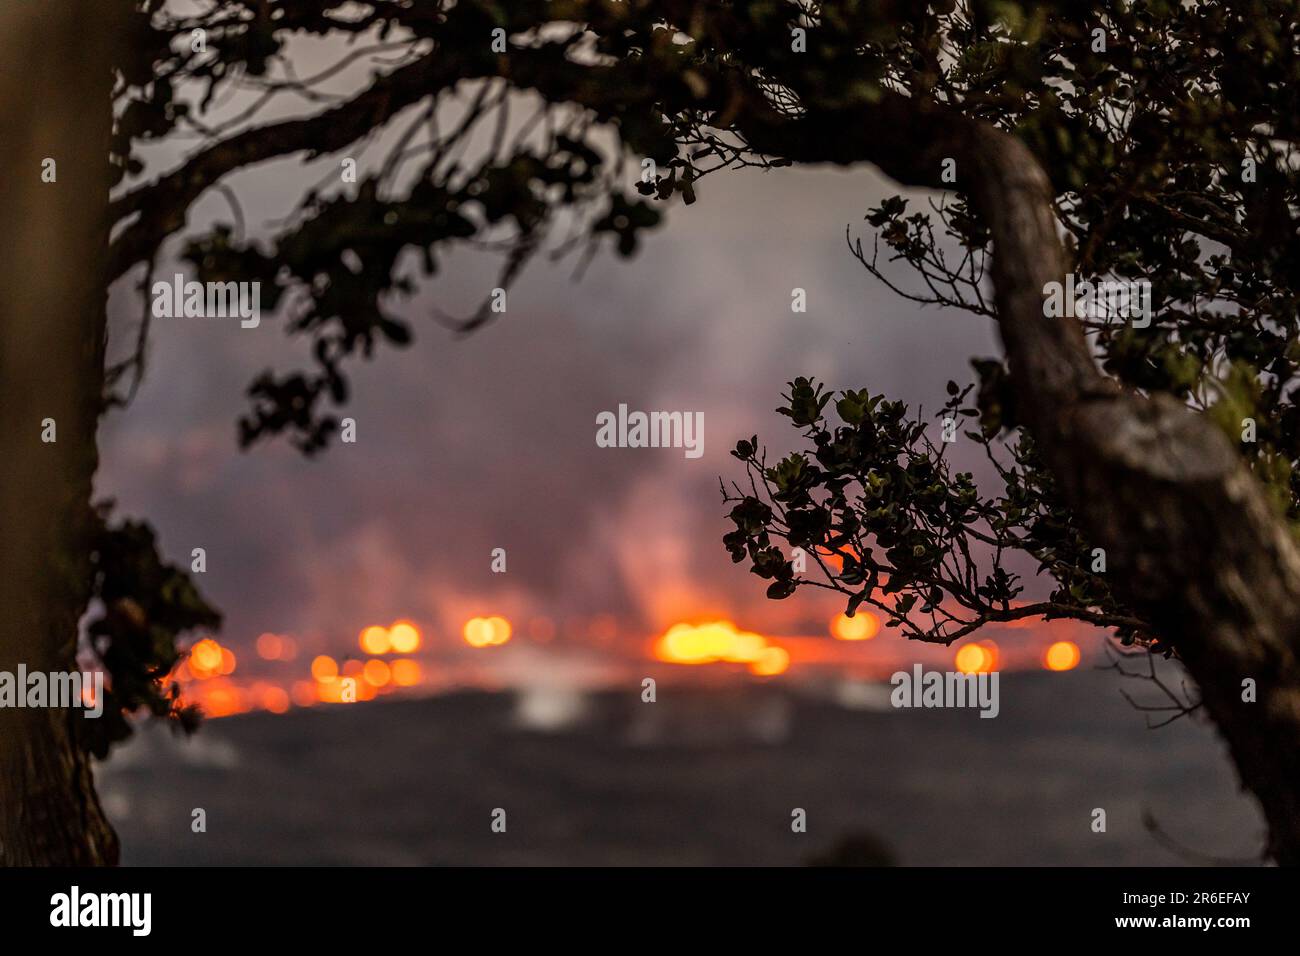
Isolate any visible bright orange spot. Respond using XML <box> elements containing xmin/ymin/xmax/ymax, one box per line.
<box><xmin>310</xmin><ymin>655</ymin><xmax>338</xmax><ymax>682</ymax></box>
<box><xmin>464</xmin><ymin>617</ymin><xmax>492</xmax><ymax>647</ymax></box>
<box><xmin>464</xmin><ymin>616</ymin><xmax>512</xmax><ymax>647</ymax></box>
<box><xmin>656</xmin><ymin>621</ymin><xmax>736</xmax><ymax>663</ymax></box>
<box><xmin>218</xmin><ymin>647</ymin><xmax>237</xmax><ymax>676</ymax></box>
<box><xmin>488</xmin><ymin>616</ymin><xmax>512</xmax><ymax>645</ymax></box>
<box><xmin>359</xmin><ymin>625</ymin><xmax>390</xmax><ymax>655</ymax></box>
<box><xmin>654</xmin><ymin>620</ymin><xmax>789</xmax><ymax>676</ymax></box>
<box><xmin>726</xmin><ymin>630</ymin><xmax>768</xmax><ymax>664</ymax></box>
<box><xmin>750</xmin><ymin>645</ymin><xmax>790</xmax><ymax>676</ymax></box>
<box><xmin>190</xmin><ymin>638</ymin><xmax>223</xmax><ymax>677</ymax></box>
<box><xmin>1044</xmin><ymin>640</ymin><xmax>1081</xmax><ymax>672</ymax></box>
<box><xmin>277</xmin><ymin>635</ymin><xmax>298</xmax><ymax>660</ymax></box>
<box><xmin>256</xmin><ymin>633</ymin><xmax>282</xmax><ymax>660</ymax></box>
<box><xmin>955</xmin><ymin>643</ymin><xmax>994</xmax><ymax>674</ymax></box>
<box><xmin>388</xmin><ymin>621</ymin><xmax>421</xmax><ymax>653</ymax></box>
<box><xmin>831</xmin><ymin>612</ymin><xmax>879</xmax><ymax>641</ymax></box>
<box><xmin>363</xmin><ymin>658</ymin><xmax>391</xmax><ymax>687</ymax></box>
<box><xmin>390</xmin><ymin>658</ymin><xmax>421</xmax><ymax>686</ymax></box>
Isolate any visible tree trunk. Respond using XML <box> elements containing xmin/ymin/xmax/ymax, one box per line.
<box><xmin>0</xmin><ymin>2</ymin><xmax>121</xmax><ymax>865</ymax></box>
<box><xmin>738</xmin><ymin>97</ymin><xmax>1300</xmax><ymax>862</ymax></box>
<box><xmin>960</xmin><ymin>124</ymin><xmax>1300</xmax><ymax>865</ymax></box>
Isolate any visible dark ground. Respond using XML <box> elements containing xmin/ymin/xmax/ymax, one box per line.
<box><xmin>99</xmin><ymin>666</ymin><xmax>1266</xmax><ymax>865</ymax></box>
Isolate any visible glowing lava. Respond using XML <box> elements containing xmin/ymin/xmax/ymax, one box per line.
<box><xmin>653</xmin><ymin>620</ymin><xmax>790</xmax><ymax>676</ymax></box>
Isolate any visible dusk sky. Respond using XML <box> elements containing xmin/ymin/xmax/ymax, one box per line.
<box><xmin>95</xmin><ymin>46</ymin><xmax>1086</xmax><ymax>714</ymax></box>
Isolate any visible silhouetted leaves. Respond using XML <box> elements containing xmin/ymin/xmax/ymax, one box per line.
<box><xmin>78</xmin><ymin>504</ymin><xmax>221</xmax><ymax>757</ymax></box>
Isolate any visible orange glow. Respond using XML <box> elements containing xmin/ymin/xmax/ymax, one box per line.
<box><xmin>831</xmin><ymin>612</ymin><xmax>879</xmax><ymax>641</ymax></box>
<box><xmin>263</xmin><ymin>686</ymin><xmax>290</xmax><ymax>713</ymax></box>
<box><xmin>390</xmin><ymin>658</ymin><xmax>422</xmax><ymax>686</ymax></box>
<box><xmin>189</xmin><ymin>638</ymin><xmax>223</xmax><ymax>677</ymax></box>
<box><xmin>388</xmin><ymin>621</ymin><xmax>421</xmax><ymax>653</ymax></box>
<box><xmin>291</xmin><ymin>680</ymin><xmax>317</xmax><ymax>707</ymax></box>
<box><xmin>363</xmin><ymin>658</ymin><xmax>391</xmax><ymax>687</ymax></box>
<box><xmin>195</xmin><ymin>678</ymin><xmax>245</xmax><ymax>718</ymax></box>
<box><xmin>656</xmin><ymin>621</ymin><xmax>738</xmax><ymax>663</ymax></box>
<box><xmin>464</xmin><ymin>616</ymin><xmax>512</xmax><ymax>647</ymax></box>
<box><xmin>219</xmin><ymin>647</ymin><xmax>237</xmax><ymax>676</ymax></box>
<box><xmin>1044</xmin><ymin>640</ymin><xmax>1081</xmax><ymax>671</ymax></box>
<box><xmin>751</xmin><ymin>645</ymin><xmax>790</xmax><ymax>676</ymax></box>
<box><xmin>314</xmin><ymin>674</ymin><xmax>373</xmax><ymax>703</ymax></box>
<box><xmin>310</xmin><ymin>655</ymin><xmax>338</xmax><ymax>682</ymax></box>
<box><xmin>256</xmin><ymin>632</ymin><xmax>282</xmax><ymax>660</ymax></box>
<box><xmin>359</xmin><ymin>625</ymin><xmax>390</xmax><ymax>655</ymax></box>
<box><xmin>726</xmin><ymin>630</ymin><xmax>768</xmax><ymax>663</ymax></box>
<box><xmin>488</xmin><ymin>616</ymin><xmax>512</xmax><ymax>645</ymax></box>
<box><xmin>653</xmin><ymin>620</ymin><xmax>790</xmax><ymax>676</ymax></box>
<box><xmin>955</xmin><ymin>642</ymin><xmax>997</xmax><ymax>674</ymax></box>
<box><xmin>464</xmin><ymin>618</ymin><xmax>492</xmax><ymax>647</ymax></box>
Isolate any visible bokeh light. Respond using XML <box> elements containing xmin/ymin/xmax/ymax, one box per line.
<box><xmin>831</xmin><ymin>612</ymin><xmax>879</xmax><ymax>641</ymax></box>
<box><xmin>1044</xmin><ymin>640</ymin><xmax>1081</xmax><ymax>671</ymax></box>
<box><xmin>955</xmin><ymin>643</ymin><xmax>997</xmax><ymax>674</ymax></box>
<box><xmin>359</xmin><ymin>625</ymin><xmax>390</xmax><ymax>655</ymax></box>
<box><xmin>388</xmin><ymin>621</ymin><xmax>421</xmax><ymax>653</ymax></box>
<box><xmin>464</xmin><ymin>616</ymin><xmax>512</xmax><ymax>647</ymax></box>
<box><xmin>310</xmin><ymin>655</ymin><xmax>338</xmax><ymax>682</ymax></box>
<box><xmin>751</xmin><ymin>645</ymin><xmax>790</xmax><ymax>676</ymax></box>
<box><xmin>256</xmin><ymin>632</ymin><xmax>282</xmax><ymax>660</ymax></box>
<box><xmin>189</xmin><ymin>638</ymin><xmax>223</xmax><ymax>678</ymax></box>
<box><xmin>390</xmin><ymin>658</ymin><xmax>422</xmax><ymax>686</ymax></box>
<box><xmin>363</xmin><ymin>658</ymin><xmax>391</xmax><ymax>687</ymax></box>
<box><xmin>653</xmin><ymin>620</ymin><xmax>790</xmax><ymax>676</ymax></box>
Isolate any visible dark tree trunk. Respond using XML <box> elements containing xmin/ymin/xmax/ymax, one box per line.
<box><xmin>739</xmin><ymin>97</ymin><xmax>1300</xmax><ymax>863</ymax></box>
<box><xmin>961</xmin><ymin>125</ymin><xmax>1300</xmax><ymax>865</ymax></box>
<box><xmin>0</xmin><ymin>2</ymin><xmax>120</xmax><ymax>865</ymax></box>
